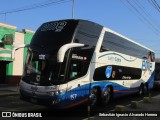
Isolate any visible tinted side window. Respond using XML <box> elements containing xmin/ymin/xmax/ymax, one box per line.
<box><xmin>74</xmin><ymin>20</ymin><xmax>102</xmax><ymax>47</ymax></box>
<box><xmin>67</xmin><ymin>47</ymin><xmax>94</xmax><ymax>81</ymax></box>
<box><xmin>93</xmin><ymin>65</ymin><xmax>142</xmax><ymax>81</ymax></box>
<box><xmin>100</xmin><ymin>32</ymin><xmax>150</xmax><ymax>59</ymax></box>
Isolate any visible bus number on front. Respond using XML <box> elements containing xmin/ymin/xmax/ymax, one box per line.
<box><xmin>70</xmin><ymin>94</ymin><xmax>77</xmax><ymax>100</ymax></box>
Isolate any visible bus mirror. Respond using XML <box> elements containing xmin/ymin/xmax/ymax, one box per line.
<box><xmin>57</xmin><ymin>43</ymin><xmax>84</xmax><ymax>62</ymax></box>
<box><xmin>12</xmin><ymin>44</ymin><xmax>30</xmax><ymax>59</ymax></box>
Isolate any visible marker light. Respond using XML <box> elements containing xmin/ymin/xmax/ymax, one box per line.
<box><xmin>83</xmin><ymin>57</ymin><xmax>87</xmax><ymax>61</ymax></box>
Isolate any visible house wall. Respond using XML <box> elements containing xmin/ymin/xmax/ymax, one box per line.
<box><xmin>0</xmin><ymin>22</ymin><xmax>34</xmax><ymax>86</ymax></box>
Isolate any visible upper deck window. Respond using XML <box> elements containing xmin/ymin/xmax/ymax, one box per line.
<box><xmin>100</xmin><ymin>32</ymin><xmax>151</xmax><ymax>59</ymax></box>
<box><xmin>74</xmin><ymin>20</ymin><xmax>102</xmax><ymax>47</ymax></box>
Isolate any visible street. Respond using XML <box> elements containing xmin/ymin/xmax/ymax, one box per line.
<box><xmin>0</xmin><ymin>90</ymin><xmax>160</xmax><ymax>119</ymax></box>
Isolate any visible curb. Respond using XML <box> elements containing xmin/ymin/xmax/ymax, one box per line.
<box><xmin>0</xmin><ymin>92</ymin><xmax>19</xmax><ymax>97</ymax></box>
<box><xmin>0</xmin><ymin>85</ymin><xmax>20</xmax><ymax>97</ymax></box>
<box><xmin>112</xmin><ymin>94</ymin><xmax>159</xmax><ymax>112</ymax></box>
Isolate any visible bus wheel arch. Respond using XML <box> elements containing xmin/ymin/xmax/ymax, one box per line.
<box><xmin>101</xmin><ymin>85</ymin><xmax>113</xmax><ymax>105</ymax></box>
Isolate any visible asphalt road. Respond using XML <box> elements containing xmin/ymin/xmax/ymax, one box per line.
<box><xmin>0</xmin><ymin>90</ymin><xmax>160</xmax><ymax>120</ymax></box>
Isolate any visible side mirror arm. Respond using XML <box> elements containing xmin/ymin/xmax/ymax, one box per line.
<box><xmin>12</xmin><ymin>44</ymin><xmax>30</xmax><ymax>59</ymax></box>
<box><xmin>57</xmin><ymin>43</ymin><xmax>84</xmax><ymax>62</ymax></box>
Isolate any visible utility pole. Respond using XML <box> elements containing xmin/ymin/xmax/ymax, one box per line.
<box><xmin>72</xmin><ymin>0</ymin><xmax>74</xmax><ymax>19</ymax></box>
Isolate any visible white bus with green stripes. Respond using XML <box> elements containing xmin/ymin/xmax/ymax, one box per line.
<box><xmin>19</xmin><ymin>19</ymin><xmax>155</xmax><ymax>109</ymax></box>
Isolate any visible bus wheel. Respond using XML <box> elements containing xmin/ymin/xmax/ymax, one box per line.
<box><xmin>138</xmin><ymin>84</ymin><xmax>143</xmax><ymax>95</ymax></box>
<box><xmin>102</xmin><ymin>87</ymin><xmax>111</xmax><ymax>105</ymax></box>
<box><xmin>144</xmin><ymin>83</ymin><xmax>149</xmax><ymax>94</ymax></box>
<box><xmin>139</xmin><ymin>84</ymin><xmax>148</xmax><ymax>95</ymax></box>
<box><xmin>89</xmin><ymin>88</ymin><xmax>98</xmax><ymax>106</ymax></box>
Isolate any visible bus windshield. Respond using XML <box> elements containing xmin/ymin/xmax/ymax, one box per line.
<box><xmin>22</xmin><ymin>20</ymin><xmax>78</xmax><ymax>85</ymax></box>
<box><xmin>23</xmin><ymin>49</ymin><xmax>66</xmax><ymax>85</ymax></box>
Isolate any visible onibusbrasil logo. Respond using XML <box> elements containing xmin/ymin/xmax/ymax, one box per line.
<box><xmin>1</xmin><ymin>112</ymin><xmax>42</xmax><ymax>118</ymax></box>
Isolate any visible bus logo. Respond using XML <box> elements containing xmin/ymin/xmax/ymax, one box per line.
<box><xmin>2</xmin><ymin>112</ymin><xmax>11</xmax><ymax>117</ymax></box>
<box><xmin>40</xmin><ymin>21</ymin><xmax>67</xmax><ymax>32</ymax></box>
<box><xmin>105</xmin><ymin>66</ymin><xmax>112</xmax><ymax>78</ymax></box>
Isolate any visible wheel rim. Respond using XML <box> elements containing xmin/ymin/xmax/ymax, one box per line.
<box><xmin>89</xmin><ymin>88</ymin><xmax>97</xmax><ymax>106</ymax></box>
<box><xmin>139</xmin><ymin>88</ymin><xmax>143</xmax><ymax>95</ymax></box>
<box><xmin>89</xmin><ymin>93</ymin><xmax>97</xmax><ymax>106</ymax></box>
<box><xmin>139</xmin><ymin>85</ymin><xmax>144</xmax><ymax>95</ymax></box>
<box><xmin>103</xmin><ymin>87</ymin><xmax>111</xmax><ymax>104</ymax></box>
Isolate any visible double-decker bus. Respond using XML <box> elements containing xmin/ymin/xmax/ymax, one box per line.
<box><xmin>19</xmin><ymin>19</ymin><xmax>155</xmax><ymax>109</ymax></box>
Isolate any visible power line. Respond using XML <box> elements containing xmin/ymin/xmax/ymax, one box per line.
<box><xmin>134</xmin><ymin>0</ymin><xmax>160</xmax><ymax>29</ymax></box>
<box><xmin>150</xmin><ymin>0</ymin><xmax>160</xmax><ymax>12</ymax></box>
<box><xmin>0</xmin><ymin>0</ymin><xmax>73</xmax><ymax>43</ymax></box>
<box><xmin>72</xmin><ymin>0</ymin><xmax>74</xmax><ymax>18</ymax></box>
<box><xmin>133</xmin><ymin>0</ymin><xmax>160</xmax><ymax>33</ymax></box>
<box><xmin>0</xmin><ymin>0</ymin><xmax>71</xmax><ymax>15</ymax></box>
<box><xmin>121</xmin><ymin>0</ymin><xmax>160</xmax><ymax>36</ymax></box>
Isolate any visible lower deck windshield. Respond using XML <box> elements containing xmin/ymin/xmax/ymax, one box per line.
<box><xmin>22</xmin><ymin>46</ymin><xmax>94</xmax><ymax>86</ymax></box>
<box><xmin>22</xmin><ymin>49</ymin><xmax>66</xmax><ymax>85</ymax></box>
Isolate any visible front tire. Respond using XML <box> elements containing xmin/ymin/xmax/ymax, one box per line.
<box><xmin>138</xmin><ymin>83</ymin><xmax>148</xmax><ymax>95</ymax></box>
<box><xmin>89</xmin><ymin>88</ymin><xmax>98</xmax><ymax>106</ymax></box>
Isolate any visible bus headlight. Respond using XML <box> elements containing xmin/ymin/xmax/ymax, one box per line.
<box><xmin>47</xmin><ymin>91</ymin><xmax>58</xmax><ymax>96</ymax></box>
<box><xmin>47</xmin><ymin>92</ymin><xmax>55</xmax><ymax>96</ymax></box>
<box><xmin>58</xmin><ymin>89</ymin><xmax>66</xmax><ymax>94</ymax></box>
<box><xmin>47</xmin><ymin>90</ymin><xmax>65</xmax><ymax>96</ymax></box>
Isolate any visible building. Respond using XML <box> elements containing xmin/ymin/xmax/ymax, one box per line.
<box><xmin>0</xmin><ymin>23</ymin><xmax>34</xmax><ymax>86</ymax></box>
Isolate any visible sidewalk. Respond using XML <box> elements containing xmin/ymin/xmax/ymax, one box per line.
<box><xmin>0</xmin><ymin>85</ymin><xmax>19</xmax><ymax>96</ymax></box>
<box><xmin>89</xmin><ymin>93</ymin><xmax>160</xmax><ymax>120</ymax></box>
<box><xmin>113</xmin><ymin>94</ymin><xmax>160</xmax><ymax>111</ymax></box>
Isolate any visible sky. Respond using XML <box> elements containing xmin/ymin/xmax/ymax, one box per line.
<box><xmin>0</xmin><ymin>0</ymin><xmax>160</xmax><ymax>58</ymax></box>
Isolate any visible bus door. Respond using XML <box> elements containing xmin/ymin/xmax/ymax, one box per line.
<box><xmin>66</xmin><ymin>53</ymin><xmax>89</xmax><ymax>97</ymax></box>
<box><xmin>68</xmin><ymin>57</ymin><xmax>88</xmax><ymax>83</ymax></box>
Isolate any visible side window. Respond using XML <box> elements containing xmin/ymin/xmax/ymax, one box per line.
<box><xmin>148</xmin><ymin>51</ymin><xmax>155</xmax><ymax>62</ymax></box>
<box><xmin>67</xmin><ymin>47</ymin><xmax>92</xmax><ymax>81</ymax></box>
<box><xmin>93</xmin><ymin>65</ymin><xmax>142</xmax><ymax>81</ymax></box>
<box><xmin>68</xmin><ymin>58</ymin><xmax>90</xmax><ymax>80</ymax></box>
<box><xmin>100</xmin><ymin>32</ymin><xmax>108</xmax><ymax>52</ymax></box>
<box><xmin>100</xmin><ymin>32</ymin><xmax>151</xmax><ymax>59</ymax></box>
<box><xmin>69</xmin><ymin>60</ymin><xmax>84</xmax><ymax>79</ymax></box>
<box><xmin>151</xmin><ymin>52</ymin><xmax>155</xmax><ymax>62</ymax></box>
